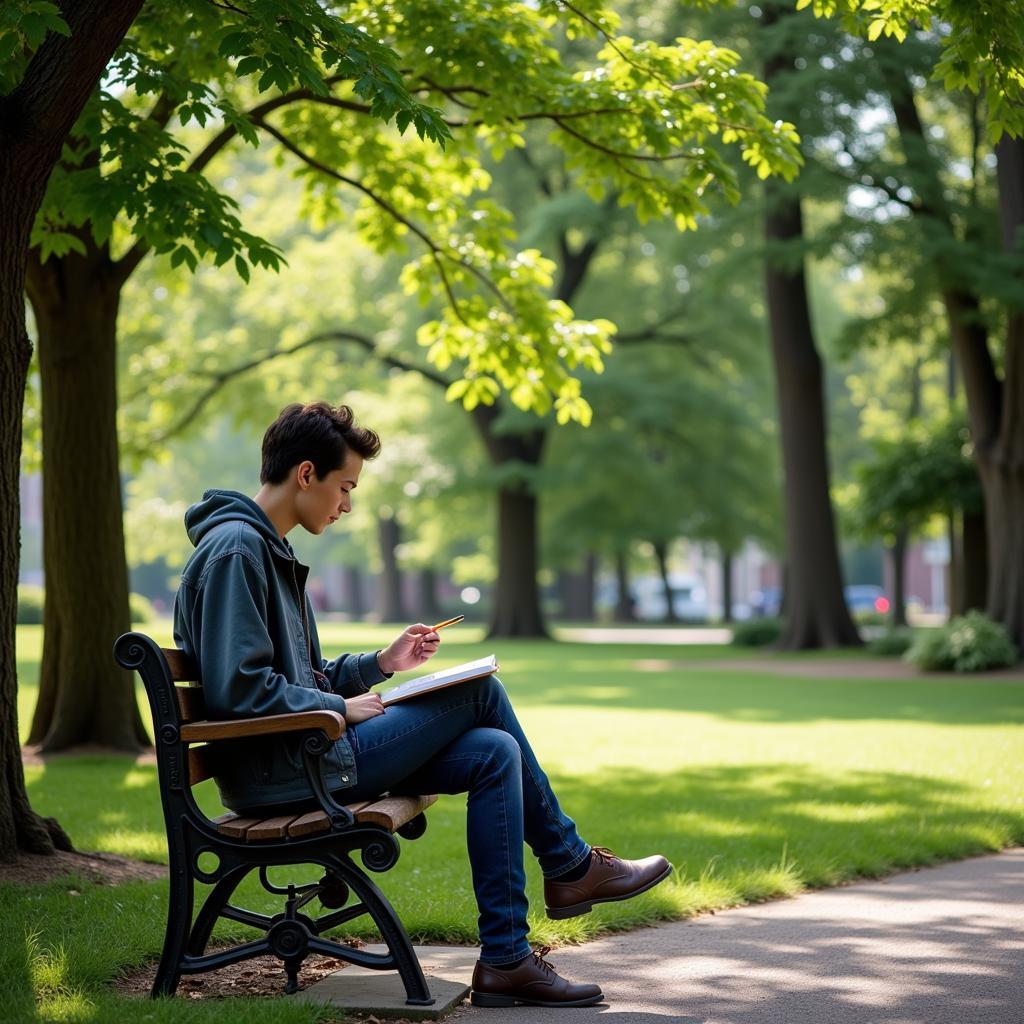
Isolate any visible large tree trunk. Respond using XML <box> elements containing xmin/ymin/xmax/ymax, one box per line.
<box><xmin>721</xmin><ymin>549</ymin><xmax>734</xmax><ymax>624</ymax></box>
<box><xmin>0</xmin><ymin>197</ymin><xmax>72</xmax><ymax>858</ymax></box>
<box><xmin>763</xmin><ymin>195</ymin><xmax>860</xmax><ymax>648</ymax></box>
<box><xmin>345</xmin><ymin>565</ymin><xmax>367</xmax><ymax>620</ymax></box>
<box><xmin>980</xmin><ymin>136</ymin><xmax>1024</xmax><ymax>647</ymax></box>
<box><xmin>490</xmin><ymin>484</ymin><xmax>548</xmax><ymax>637</ymax></box>
<box><xmin>960</xmin><ymin>510</ymin><xmax>988</xmax><ymax>614</ymax></box>
<box><xmin>890</xmin><ymin>530</ymin><xmax>908</xmax><ymax>628</ymax></box>
<box><xmin>376</xmin><ymin>513</ymin><xmax>406</xmax><ymax>623</ymax></box>
<box><xmin>762</xmin><ymin>19</ymin><xmax>861</xmax><ymax>649</ymax></box>
<box><xmin>652</xmin><ymin>540</ymin><xmax>678</xmax><ymax>623</ymax></box>
<box><xmin>416</xmin><ymin>567</ymin><xmax>443</xmax><ymax>624</ymax></box>
<box><xmin>26</xmin><ymin>244</ymin><xmax>147</xmax><ymax>751</ymax></box>
<box><xmin>0</xmin><ymin>0</ymin><xmax>145</xmax><ymax>859</ymax></box>
<box><xmin>613</xmin><ymin>551</ymin><xmax>636</xmax><ymax>623</ymax></box>
<box><xmin>470</xmin><ymin>407</ymin><xmax>548</xmax><ymax>638</ymax></box>
<box><xmin>557</xmin><ymin>555</ymin><xmax>596</xmax><ymax>622</ymax></box>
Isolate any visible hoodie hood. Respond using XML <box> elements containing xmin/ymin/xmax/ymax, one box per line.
<box><xmin>184</xmin><ymin>490</ymin><xmax>293</xmax><ymax>559</ymax></box>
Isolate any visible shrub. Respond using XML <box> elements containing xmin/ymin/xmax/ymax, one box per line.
<box><xmin>17</xmin><ymin>584</ymin><xmax>45</xmax><ymax>624</ymax></box>
<box><xmin>904</xmin><ymin>612</ymin><xmax>1018</xmax><ymax>673</ymax></box>
<box><xmin>731</xmin><ymin>618</ymin><xmax>783</xmax><ymax>647</ymax></box>
<box><xmin>867</xmin><ymin>628</ymin><xmax>915</xmax><ymax>657</ymax></box>
<box><xmin>130</xmin><ymin>592</ymin><xmax>157</xmax><ymax>625</ymax></box>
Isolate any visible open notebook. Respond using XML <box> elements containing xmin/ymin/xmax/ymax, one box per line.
<box><xmin>380</xmin><ymin>654</ymin><xmax>499</xmax><ymax>706</ymax></box>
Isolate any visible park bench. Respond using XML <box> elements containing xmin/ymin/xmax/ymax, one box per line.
<box><xmin>114</xmin><ymin>631</ymin><xmax>437</xmax><ymax>1005</ymax></box>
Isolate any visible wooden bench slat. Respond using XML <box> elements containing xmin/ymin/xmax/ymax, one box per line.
<box><xmin>213</xmin><ymin>796</ymin><xmax>436</xmax><ymax>842</ymax></box>
<box><xmin>176</xmin><ymin>686</ymin><xmax>206</xmax><ymax>724</ymax></box>
<box><xmin>188</xmin><ymin>745</ymin><xmax>216</xmax><ymax>786</ymax></box>
<box><xmin>286</xmin><ymin>810</ymin><xmax>332</xmax><ymax>838</ymax></box>
<box><xmin>246</xmin><ymin>814</ymin><xmax>302</xmax><ymax>842</ymax></box>
<box><xmin>213</xmin><ymin>814</ymin><xmax>265</xmax><ymax>840</ymax></box>
<box><xmin>163</xmin><ymin>648</ymin><xmax>198</xmax><ymax>683</ymax></box>
<box><xmin>355</xmin><ymin>794</ymin><xmax>437</xmax><ymax>831</ymax></box>
<box><xmin>180</xmin><ymin>710</ymin><xmax>345</xmax><ymax>743</ymax></box>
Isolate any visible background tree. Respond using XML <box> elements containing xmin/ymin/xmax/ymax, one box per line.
<box><xmin>804</xmin><ymin>0</ymin><xmax>1024</xmax><ymax>647</ymax></box>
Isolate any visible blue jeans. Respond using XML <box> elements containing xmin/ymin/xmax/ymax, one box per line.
<box><xmin>342</xmin><ymin>676</ymin><xmax>591</xmax><ymax>964</ymax></box>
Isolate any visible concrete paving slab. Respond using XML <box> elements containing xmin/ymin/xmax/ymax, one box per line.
<box><xmin>448</xmin><ymin>849</ymin><xmax>1024</xmax><ymax>1024</ymax></box>
<box><xmin>299</xmin><ymin>944</ymin><xmax>477</xmax><ymax>1020</ymax></box>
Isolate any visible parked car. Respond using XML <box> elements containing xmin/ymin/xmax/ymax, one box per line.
<box><xmin>748</xmin><ymin>586</ymin><xmax>782</xmax><ymax>619</ymax></box>
<box><xmin>630</xmin><ymin>573</ymin><xmax>709</xmax><ymax>621</ymax></box>
<box><xmin>844</xmin><ymin>584</ymin><xmax>890</xmax><ymax>615</ymax></box>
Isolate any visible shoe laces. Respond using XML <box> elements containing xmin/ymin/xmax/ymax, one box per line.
<box><xmin>532</xmin><ymin>945</ymin><xmax>556</xmax><ymax>973</ymax></box>
<box><xmin>591</xmin><ymin>846</ymin><xmax>617</xmax><ymax>864</ymax></box>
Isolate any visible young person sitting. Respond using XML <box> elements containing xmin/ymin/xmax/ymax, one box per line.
<box><xmin>173</xmin><ymin>401</ymin><xmax>671</xmax><ymax>1008</ymax></box>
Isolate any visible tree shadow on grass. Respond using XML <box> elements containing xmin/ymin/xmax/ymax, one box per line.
<box><xmin>545</xmin><ymin>763</ymin><xmax>1024</xmax><ymax>896</ymax></box>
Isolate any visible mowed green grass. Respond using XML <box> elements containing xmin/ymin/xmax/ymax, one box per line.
<box><xmin>5</xmin><ymin>622</ymin><xmax>1024</xmax><ymax>1022</ymax></box>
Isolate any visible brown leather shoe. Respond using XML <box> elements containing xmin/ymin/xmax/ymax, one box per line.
<box><xmin>471</xmin><ymin>946</ymin><xmax>603</xmax><ymax>1007</ymax></box>
<box><xmin>545</xmin><ymin>846</ymin><xmax>672</xmax><ymax>919</ymax></box>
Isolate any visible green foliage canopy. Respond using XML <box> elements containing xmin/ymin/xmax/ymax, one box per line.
<box><xmin>11</xmin><ymin>0</ymin><xmax>802</xmax><ymax>429</ymax></box>
<box><xmin>843</xmin><ymin>415</ymin><xmax>983</xmax><ymax>546</ymax></box>
<box><xmin>800</xmin><ymin>0</ymin><xmax>1024</xmax><ymax>139</ymax></box>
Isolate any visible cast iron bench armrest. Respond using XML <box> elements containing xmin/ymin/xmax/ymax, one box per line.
<box><xmin>179</xmin><ymin>709</ymin><xmax>346</xmax><ymax>743</ymax></box>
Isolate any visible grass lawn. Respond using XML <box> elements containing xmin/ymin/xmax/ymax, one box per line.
<box><xmin>5</xmin><ymin>621</ymin><xmax>1024</xmax><ymax>1022</ymax></box>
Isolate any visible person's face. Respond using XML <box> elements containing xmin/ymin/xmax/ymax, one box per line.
<box><xmin>295</xmin><ymin>450</ymin><xmax>364</xmax><ymax>535</ymax></box>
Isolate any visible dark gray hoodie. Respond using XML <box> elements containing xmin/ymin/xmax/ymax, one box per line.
<box><xmin>172</xmin><ymin>490</ymin><xmax>388</xmax><ymax>812</ymax></box>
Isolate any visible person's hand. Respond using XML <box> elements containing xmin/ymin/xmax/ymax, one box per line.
<box><xmin>378</xmin><ymin>624</ymin><xmax>440</xmax><ymax>674</ymax></box>
<box><xmin>344</xmin><ymin>692</ymin><xmax>385</xmax><ymax>724</ymax></box>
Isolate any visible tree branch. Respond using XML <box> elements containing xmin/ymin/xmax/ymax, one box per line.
<box><xmin>134</xmin><ymin>328</ymin><xmax>452</xmax><ymax>448</ymax></box>
<box><xmin>551</xmin><ymin>114</ymin><xmax>697</xmax><ymax>162</ymax></box>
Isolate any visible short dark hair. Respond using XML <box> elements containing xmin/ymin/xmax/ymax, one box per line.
<box><xmin>260</xmin><ymin>402</ymin><xmax>381</xmax><ymax>485</ymax></box>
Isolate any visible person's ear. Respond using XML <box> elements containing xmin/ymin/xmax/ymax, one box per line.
<box><xmin>296</xmin><ymin>461</ymin><xmax>316</xmax><ymax>490</ymax></box>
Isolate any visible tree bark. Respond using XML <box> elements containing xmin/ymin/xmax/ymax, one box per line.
<box><xmin>762</xmin><ymin>16</ymin><xmax>861</xmax><ymax>649</ymax></box>
<box><xmin>416</xmin><ymin>567</ymin><xmax>443</xmax><ymax>624</ymax></box>
<box><xmin>25</xmin><ymin>241</ymin><xmax>147</xmax><ymax>751</ymax></box>
<box><xmin>490</xmin><ymin>484</ymin><xmax>548</xmax><ymax>637</ymax></box>
<box><xmin>890</xmin><ymin>530</ymin><xmax>908</xmax><ymax>628</ymax></box>
<box><xmin>762</xmin><ymin>194</ymin><xmax>860</xmax><ymax>648</ymax></box>
<box><xmin>0</xmin><ymin>0</ymin><xmax>144</xmax><ymax>859</ymax></box>
<box><xmin>344</xmin><ymin>565</ymin><xmax>366</xmax><ymax>620</ymax></box>
<box><xmin>469</xmin><ymin>406</ymin><xmax>549</xmax><ymax>638</ymax></box>
<box><xmin>981</xmin><ymin>136</ymin><xmax>1024</xmax><ymax>647</ymax></box>
<box><xmin>613</xmin><ymin>551</ymin><xmax>635</xmax><ymax>622</ymax></box>
<box><xmin>721</xmin><ymin>549</ymin><xmax>734</xmax><ymax>624</ymax></box>
<box><xmin>652</xmin><ymin>540</ymin><xmax>677</xmax><ymax>623</ymax></box>
<box><xmin>557</xmin><ymin>556</ymin><xmax>596</xmax><ymax>622</ymax></box>
<box><xmin>960</xmin><ymin>510</ymin><xmax>989</xmax><ymax>614</ymax></box>
<box><xmin>376</xmin><ymin>514</ymin><xmax>406</xmax><ymax>623</ymax></box>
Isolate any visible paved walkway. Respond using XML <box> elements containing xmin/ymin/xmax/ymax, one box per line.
<box><xmin>446</xmin><ymin>849</ymin><xmax>1024</xmax><ymax>1024</ymax></box>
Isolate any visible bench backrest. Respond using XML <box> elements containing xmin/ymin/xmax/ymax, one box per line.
<box><xmin>113</xmin><ymin>631</ymin><xmax>218</xmax><ymax>799</ymax></box>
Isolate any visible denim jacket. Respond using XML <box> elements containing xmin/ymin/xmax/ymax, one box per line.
<box><xmin>172</xmin><ymin>490</ymin><xmax>389</xmax><ymax>812</ymax></box>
